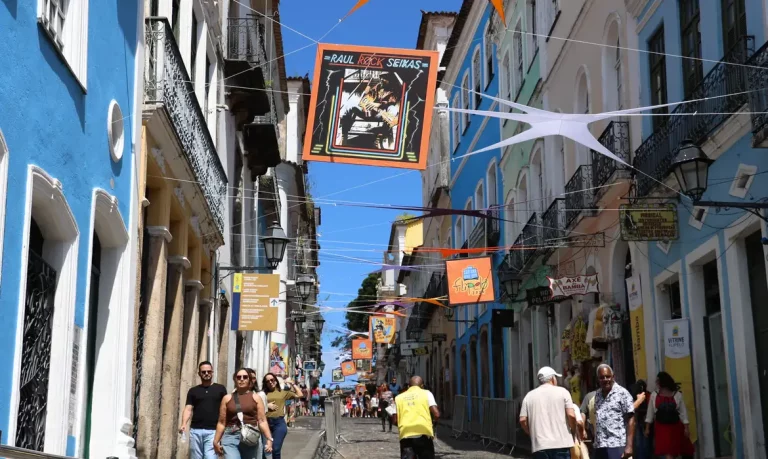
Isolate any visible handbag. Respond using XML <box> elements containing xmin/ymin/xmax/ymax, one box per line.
<box><xmin>571</xmin><ymin>437</ymin><xmax>590</xmax><ymax>459</ymax></box>
<box><xmin>233</xmin><ymin>391</ymin><xmax>261</xmax><ymax>447</ymax></box>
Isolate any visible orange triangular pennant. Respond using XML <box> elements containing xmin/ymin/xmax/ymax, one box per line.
<box><xmin>489</xmin><ymin>0</ymin><xmax>506</xmax><ymax>25</ymax></box>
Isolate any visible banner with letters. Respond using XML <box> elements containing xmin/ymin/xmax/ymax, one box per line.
<box><xmin>547</xmin><ymin>274</ymin><xmax>599</xmax><ymax>298</ymax></box>
<box><xmin>369</xmin><ymin>316</ymin><xmax>396</xmax><ymax>344</ymax></box>
<box><xmin>625</xmin><ymin>276</ymin><xmax>647</xmax><ymax>382</ymax></box>
<box><xmin>664</xmin><ymin>319</ymin><xmax>697</xmax><ymax>443</ymax></box>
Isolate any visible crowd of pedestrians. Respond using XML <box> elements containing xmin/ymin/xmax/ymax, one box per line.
<box><xmin>520</xmin><ymin>364</ymin><xmax>694</xmax><ymax>459</ymax></box>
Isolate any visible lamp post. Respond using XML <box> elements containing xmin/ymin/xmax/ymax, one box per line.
<box><xmin>260</xmin><ymin>221</ymin><xmax>291</xmax><ymax>270</ymax></box>
<box><xmin>500</xmin><ymin>271</ymin><xmax>522</xmax><ymax>300</ymax></box>
<box><xmin>443</xmin><ymin>306</ymin><xmax>478</xmax><ymax>324</ymax></box>
<box><xmin>669</xmin><ymin>139</ymin><xmax>768</xmax><ymax>221</ymax></box>
<box><xmin>296</xmin><ymin>274</ymin><xmax>315</xmax><ymax>301</ymax></box>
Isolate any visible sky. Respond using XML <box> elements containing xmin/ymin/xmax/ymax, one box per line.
<box><xmin>279</xmin><ymin>0</ymin><xmax>463</xmax><ymax>387</ymax></box>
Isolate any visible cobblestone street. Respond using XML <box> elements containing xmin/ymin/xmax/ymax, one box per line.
<box><xmin>324</xmin><ymin>417</ymin><xmax>529</xmax><ymax>459</ymax></box>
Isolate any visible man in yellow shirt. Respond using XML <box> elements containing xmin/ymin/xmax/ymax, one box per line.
<box><xmin>391</xmin><ymin>376</ymin><xmax>440</xmax><ymax>459</ymax></box>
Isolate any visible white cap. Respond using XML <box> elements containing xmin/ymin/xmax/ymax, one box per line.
<box><xmin>537</xmin><ymin>366</ymin><xmax>562</xmax><ymax>383</ymax></box>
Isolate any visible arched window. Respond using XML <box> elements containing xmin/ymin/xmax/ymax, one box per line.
<box><xmin>452</xmin><ymin>94</ymin><xmax>460</xmax><ymax>151</ymax></box>
<box><xmin>602</xmin><ymin>20</ymin><xmax>623</xmax><ymax>112</ymax></box>
<box><xmin>472</xmin><ymin>47</ymin><xmax>482</xmax><ymax>108</ymax></box>
<box><xmin>516</xmin><ymin>173</ymin><xmax>529</xmax><ymax>236</ymax></box>
<box><xmin>464</xmin><ymin>199</ymin><xmax>472</xmax><ymax>239</ymax></box>
<box><xmin>455</xmin><ymin>218</ymin><xmax>464</xmax><ymax>247</ymax></box>
<box><xmin>575</xmin><ymin>72</ymin><xmax>590</xmax><ymax>166</ymax></box>
<box><xmin>504</xmin><ymin>192</ymin><xmax>515</xmax><ymax>244</ymax></box>
<box><xmin>531</xmin><ymin>148</ymin><xmax>544</xmax><ymax>212</ymax></box>
<box><xmin>461</xmin><ymin>73</ymin><xmax>470</xmax><ymax>130</ymax></box>
<box><xmin>502</xmin><ymin>50</ymin><xmax>511</xmax><ymax>110</ymax></box>
<box><xmin>514</xmin><ymin>22</ymin><xmax>524</xmax><ymax>96</ymax></box>
<box><xmin>484</xmin><ymin>24</ymin><xmax>494</xmax><ymax>88</ymax></box>
<box><xmin>474</xmin><ymin>182</ymin><xmax>484</xmax><ymax>226</ymax></box>
<box><xmin>527</xmin><ymin>0</ymin><xmax>538</xmax><ymax>61</ymax></box>
<box><xmin>487</xmin><ymin>163</ymin><xmax>498</xmax><ymax>208</ymax></box>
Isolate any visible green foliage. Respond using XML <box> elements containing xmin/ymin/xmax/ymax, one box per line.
<box><xmin>394</xmin><ymin>212</ymin><xmax>416</xmax><ymax>222</ymax></box>
<box><xmin>331</xmin><ymin>272</ymin><xmax>380</xmax><ymax>349</ymax></box>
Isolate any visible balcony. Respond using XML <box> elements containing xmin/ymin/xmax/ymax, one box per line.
<box><xmin>459</xmin><ymin>239</ymin><xmax>469</xmax><ymax>258</ymax></box>
<box><xmin>634</xmin><ymin>35</ymin><xmax>754</xmax><ymax>196</ymax></box>
<box><xmin>747</xmin><ymin>40</ymin><xmax>768</xmax><ymax>146</ymax></box>
<box><xmin>565</xmin><ymin>165</ymin><xmax>595</xmax><ymax>228</ymax></box>
<box><xmin>591</xmin><ymin>121</ymin><xmax>630</xmax><ymax>195</ymax></box>
<box><xmin>541</xmin><ymin>198</ymin><xmax>566</xmax><ymax>259</ymax></box>
<box><xmin>521</xmin><ymin>213</ymin><xmax>541</xmax><ymax>266</ymax></box>
<box><xmin>144</xmin><ymin>18</ymin><xmax>227</xmax><ymax>235</ymax></box>
<box><xmin>486</xmin><ymin>209</ymin><xmax>501</xmax><ymax>246</ymax></box>
<box><xmin>243</xmin><ymin>109</ymin><xmax>281</xmax><ymax>176</ymax></box>
<box><xmin>407</xmin><ymin>272</ymin><xmax>447</xmax><ymax>332</ymax></box>
<box><xmin>468</xmin><ymin>218</ymin><xmax>486</xmax><ymax>252</ymax></box>
<box><xmin>225</xmin><ymin>17</ymin><xmax>269</xmax><ymax>116</ymax></box>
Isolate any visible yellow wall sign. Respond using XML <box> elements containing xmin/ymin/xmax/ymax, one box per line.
<box><xmin>234</xmin><ymin>273</ymin><xmax>280</xmax><ymax>331</ymax></box>
<box><xmin>620</xmin><ymin>204</ymin><xmax>679</xmax><ymax>241</ymax></box>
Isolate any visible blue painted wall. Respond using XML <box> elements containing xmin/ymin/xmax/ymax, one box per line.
<box><xmin>636</xmin><ymin>1</ymin><xmax>768</xmax><ymax>455</ymax></box>
<box><xmin>0</xmin><ymin>0</ymin><xmax>139</xmax><ymax>447</ymax></box>
<box><xmin>445</xmin><ymin>4</ymin><xmax>510</xmax><ymax>401</ymax></box>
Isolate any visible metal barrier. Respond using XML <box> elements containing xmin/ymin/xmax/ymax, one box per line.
<box><xmin>322</xmin><ymin>395</ymin><xmax>348</xmax><ymax>453</ymax></box>
<box><xmin>0</xmin><ymin>446</ymin><xmax>75</xmax><ymax>459</ymax></box>
<box><xmin>469</xmin><ymin>396</ymin><xmax>483</xmax><ymax>438</ymax></box>
<box><xmin>480</xmin><ymin>398</ymin><xmax>493</xmax><ymax>445</ymax></box>
<box><xmin>451</xmin><ymin>395</ymin><xmax>467</xmax><ymax>438</ymax></box>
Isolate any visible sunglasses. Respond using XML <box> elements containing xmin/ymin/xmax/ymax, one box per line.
<box><xmin>266</xmin><ymin>378</ymin><xmax>277</xmax><ymax>383</ymax></box>
<box><xmin>236</xmin><ymin>375</ymin><xmax>250</xmax><ymax>380</ymax></box>
<box><xmin>200</xmin><ymin>371</ymin><xmax>213</xmax><ymax>375</ymax></box>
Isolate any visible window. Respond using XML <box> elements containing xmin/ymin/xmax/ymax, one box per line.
<box><xmin>615</xmin><ymin>38</ymin><xmax>624</xmax><ymax>110</ymax></box>
<box><xmin>39</xmin><ymin>0</ymin><xmax>89</xmax><ymax>86</ymax></box>
<box><xmin>505</xmin><ymin>195</ymin><xmax>515</xmax><ymax>244</ymax></box>
<box><xmin>462</xmin><ymin>74</ymin><xmax>470</xmax><ymax>131</ymax></box>
<box><xmin>680</xmin><ymin>0</ymin><xmax>703</xmax><ymax>96</ymax></box>
<box><xmin>487</xmin><ymin>164</ymin><xmax>498</xmax><ymax>208</ymax></box>
<box><xmin>527</xmin><ymin>0</ymin><xmax>538</xmax><ymax>62</ymax></box>
<box><xmin>205</xmin><ymin>58</ymin><xmax>212</xmax><ymax>118</ymax></box>
<box><xmin>475</xmin><ymin>183</ymin><xmax>485</xmax><ymax>225</ymax></box>
<box><xmin>191</xmin><ymin>11</ymin><xmax>199</xmax><ymax>85</ymax></box>
<box><xmin>484</xmin><ymin>25</ymin><xmax>494</xmax><ymax>88</ymax></box>
<box><xmin>514</xmin><ymin>23</ymin><xmax>524</xmax><ymax>97</ymax></box>
<box><xmin>648</xmin><ymin>26</ymin><xmax>668</xmax><ymax>131</ymax></box>
<box><xmin>721</xmin><ymin>0</ymin><xmax>747</xmax><ymax>55</ymax></box>
<box><xmin>729</xmin><ymin>163</ymin><xmax>757</xmax><ymax>198</ymax></box>
<box><xmin>575</xmin><ymin>74</ymin><xmax>590</xmax><ymax>164</ymax></box>
<box><xmin>464</xmin><ymin>201</ymin><xmax>472</xmax><ymax>243</ymax></box>
<box><xmin>472</xmin><ymin>48</ymin><xmax>482</xmax><ymax>108</ymax></box>
<box><xmin>452</xmin><ymin>95</ymin><xmax>461</xmax><ymax>151</ymax></box>
<box><xmin>455</xmin><ymin>219</ymin><xmax>464</xmax><ymax>247</ymax></box>
<box><xmin>688</xmin><ymin>206</ymin><xmax>709</xmax><ymax>230</ymax></box>
<box><xmin>502</xmin><ymin>51</ymin><xmax>511</xmax><ymax>112</ymax></box>
<box><xmin>172</xmin><ymin>0</ymin><xmax>181</xmax><ymax>42</ymax></box>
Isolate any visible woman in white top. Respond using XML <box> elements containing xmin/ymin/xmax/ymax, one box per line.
<box><xmin>644</xmin><ymin>371</ymin><xmax>694</xmax><ymax>458</ymax></box>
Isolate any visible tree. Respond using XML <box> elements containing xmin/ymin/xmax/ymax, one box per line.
<box><xmin>331</xmin><ymin>272</ymin><xmax>380</xmax><ymax>349</ymax></box>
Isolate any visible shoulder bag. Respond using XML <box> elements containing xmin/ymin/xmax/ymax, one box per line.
<box><xmin>233</xmin><ymin>391</ymin><xmax>261</xmax><ymax>447</ymax></box>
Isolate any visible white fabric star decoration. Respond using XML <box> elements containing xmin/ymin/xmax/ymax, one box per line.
<box><xmin>444</xmin><ymin>93</ymin><xmax>666</xmax><ymax>167</ymax></box>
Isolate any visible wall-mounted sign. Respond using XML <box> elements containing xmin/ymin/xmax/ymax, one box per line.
<box><xmin>352</xmin><ymin>339</ymin><xmax>373</xmax><ymax>360</ymax></box>
<box><xmin>233</xmin><ymin>273</ymin><xmax>280</xmax><ymax>331</ymax></box>
<box><xmin>548</xmin><ymin>274</ymin><xmax>599</xmax><ymax>298</ymax></box>
<box><xmin>526</xmin><ymin>286</ymin><xmax>567</xmax><ymax>306</ymax></box>
<box><xmin>303</xmin><ymin>360</ymin><xmax>317</xmax><ymax>371</ymax></box>
<box><xmin>431</xmin><ymin>333</ymin><xmax>447</xmax><ymax>342</ymax></box>
<box><xmin>290</xmin><ymin>310</ymin><xmax>306</xmax><ymax>323</ymax></box>
<box><xmin>620</xmin><ymin>204</ymin><xmax>679</xmax><ymax>241</ymax></box>
<box><xmin>445</xmin><ymin>256</ymin><xmax>495</xmax><ymax>305</ymax></box>
<box><xmin>303</xmin><ymin>43</ymin><xmax>439</xmax><ymax>170</ymax></box>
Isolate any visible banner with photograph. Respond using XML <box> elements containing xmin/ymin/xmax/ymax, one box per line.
<box><xmin>664</xmin><ymin>319</ymin><xmax>697</xmax><ymax>443</ymax></box>
<box><xmin>332</xmin><ymin>368</ymin><xmax>345</xmax><ymax>383</ymax></box>
<box><xmin>352</xmin><ymin>339</ymin><xmax>373</xmax><ymax>360</ymax></box>
<box><xmin>445</xmin><ymin>257</ymin><xmax>495</xmax><ymax>305</ymax></box>
<box><xmin>625</xmin><ymin>276</ymin><xmax>647</xmax><ymax>381</ymax></box>
<box><xmin>270</xmin><ymin>342</ymin><xmax>290</xmax><ymax>377</ymax></box>
<box><xmin>341</xmin><ymin>360</ymin><xmax>357</xmax><ymax>377</ymax></box>
<box><xmin>303</xmin><ymin>44</ymin><xmax>439</xmax><ymax>170</ymax></box>
<box><xmin>369</xmin><ymin>316</ymin><xmax>396</xmax><ymax>344</ymax></box>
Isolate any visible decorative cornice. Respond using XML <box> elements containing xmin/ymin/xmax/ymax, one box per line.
<box><xmin>146</xmin><ymin>226</ymin><xmax>172</xmax><ymax>243</ymax></box>
<box><xmin>185</xmin><ymin>280</ymin><xmax>204</xmax><ymax>291</ymax></box>
<box><xmin>167</xmin><ymin>255</ymin><xmax>192</xmax><ymax>269</ymax></box>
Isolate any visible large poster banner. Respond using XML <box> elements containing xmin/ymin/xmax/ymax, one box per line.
<box><xmin>664</xmin><ymin>319</ymin><xmax>697</xmax><ymax>443</ymax></box>
<box><xmin>445</xmin><ymin>256</ymin><xmax>495</xmax><ymax>305</ymax></box>
<box><xmin>341</xmin><ymin>360</ymin><xmax>357</xmax><ymax>377</ymax></box>
<box><xmin>232</xmin><ymin>273</ymin><xmax>280</xmax><ymax>331</ymax></box>
<box><xmin>270</xmin><ymin>342</ymin><xmax>290</xmax><ymax>377</ymax></box>
<box><xmin>625</xmin><ymin>276</ymin><xmax>647</xmax><ymax>382</ymax></box>
<box><xmin>332</xmin><ymin>368</ymin><xmax>345</xmax><ymax>383</ymax></box>
<box><xmin>370</xmin><ymin>316</ymin><xmax>396</xmax><ymax>344</ymax></box>
<box><xmin>352</xmin><ymin>339</ymin><xmax>373</xmax><ymax>360</ymax></box>
<box><xmin>303</xmin><ymin>44</ymin><xmax>439</xmax><ymax>170</ymax></box>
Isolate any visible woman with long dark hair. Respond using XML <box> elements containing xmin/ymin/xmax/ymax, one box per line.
<box><xmin>645</xmin><ymin>372</ymin><xmax>695</xmax><ymax>458</ymax></box>
<box><xmin>213</xmin><ymin>368</ymin><xmax>273</xmax><ymax>458</ymax></box>
<box><xmin>378</xmin><ymin>383</ymin><xmax>393</xmax><ymax>432</ymax></box>
<box><xmin>262</xmin><ymin>372</ymin><xmax>303</xmax><ymax>459</ymax></box>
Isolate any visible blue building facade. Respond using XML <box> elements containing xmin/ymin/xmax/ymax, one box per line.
<box><xmin>0</xmin><ymin>0</ymin><xmax>141</xmax><ymax>456</ymax></box>
<box><xmin>632</xmin><ymin>0</ymin><xmax>768</xmax><ymax>456</ymax></box>
<box><xmin>441</xmin><ymin>1</ymin><xmax>510</xmax><ymax>402</ymax></box>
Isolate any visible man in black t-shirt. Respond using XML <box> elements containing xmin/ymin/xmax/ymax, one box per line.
<box><xmin>180</xmin><ymin>361</ymin><xmax>228</xmax><ymax>459</ymax></box>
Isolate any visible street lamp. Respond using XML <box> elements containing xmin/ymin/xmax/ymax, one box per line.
<box><xmin>296</xmin><ymin>274</ymin><xmax>315</xmax><ymax>300</ymax></box>
<box><xmin>313</xmin><ymin>316</ymin><xmax>325</xmax><ymax>332</ymax></box>
<box><xmin>500</xmin><ymin>271</ymin><xmax>522</xmax><ymax>300</ymax></box>
<box><xmin>260</xmin><ymin>221</ymin><xmax>290</xmax><ymax>270</ymax></box>
<box><xmin>443</xmin><ymin>306</ymin><xmax>477</xmax><ymax>324</ymax></box>
<box><xmin>669</xmin><ymin>139</ymin><xmax>768</xmax><ymax>221</ymax></box>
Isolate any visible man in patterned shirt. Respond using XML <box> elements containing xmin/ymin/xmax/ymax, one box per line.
<box><xmin>593</xmin><ymin>364</ymin><xmax>635</xmax><ymax>459</ymax></box>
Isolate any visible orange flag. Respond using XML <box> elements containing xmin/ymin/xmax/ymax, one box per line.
<box><xmin>343</xmin><ymin>0</ymin><xmax>370</xmax><ymax>19</ymax></box>
<box><xmin>489</xmin><ymin>0</ymin><xmax>506</xmax><ymax>25</ymax></box>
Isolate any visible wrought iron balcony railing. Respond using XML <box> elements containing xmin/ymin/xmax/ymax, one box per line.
<box><xmin>747</xmin><ymin>39</ymin><xmax>768</xmax><ymax>144</ymax></box>
<box><xmin>565</xmin><ymin>165</ymin><xmax>595</xmax><ymax>228</ymax></box>
<box><xmin>226</xmin><ymin>17</ymin><xmax>265</xmax><ymax>63</ymax></box>
<box><xmin>541</xmin><ymin>198</ymin><xmax>566</xmax><ymax>258</ymax></box>
<box><xmin>634</xmin><ymin>35</ymin><xmax>754</xmax><ymax>196</ymax></box>
<box><xmin>459</xmin><ymin>240</ymin><xmax>469</xmax><ymax>258</ymax></box>
<box><xmin>144</xmin><ymin>18</ymin><xmax>227</xmax><ymax>234</ymax></box>
<box><xmin>486</xmin><ymin>208</ymin><xmax>501</xmax><ymax>246</ymax></box>
<box><xmin>507</xmin><ymin>235</ymin><xmax>525</xmax><ymax>273</ymax></box>
<box><xmin>591</xmin><ymin>121</ymin><xmax>630</xmax><ymax>190</ymax></box>
<box><xmin>521</xmin><ymin>212</ymin><xmax>541</xmax><ymax>266</ymax></box>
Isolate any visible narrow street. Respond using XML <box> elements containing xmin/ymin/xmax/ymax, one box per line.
<box><xmin>323</xmin><ymin>418</ymin><xmax>529</xmax><ymax>459</ymax></box>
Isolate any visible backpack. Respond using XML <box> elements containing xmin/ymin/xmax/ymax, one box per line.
<box><xmin>655</xmin><ymin>392</ymin><xmax>680</xmax><ymax>424</ymax></box>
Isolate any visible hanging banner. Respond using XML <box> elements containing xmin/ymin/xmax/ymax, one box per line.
<box><xmin>303</xmin><ymin>43</ymin><xmax>438</xmax><ymax>170</ymax></box>
<box><xmin>663</xmin><ymin>319</ymin><xmax>697</xmax><ymax>443</ymax></box>
<box><xmin>232</xmin><ymin>273</ymin><xmax>280</xmax><ymax>331</ymax></box>
<box><xmin>270</xmin><ymin>342</ymin><xmax>290</xmax><ymax>377</ymax></box>
<box><xmin>548</xmin><ymin>274</ymin><xmax>599</xmax><ymax>298</ymax></box>
<box><xmin>332</xmin><ymin>368</ymin><xmax>345</xmax><ymax>383</ymax></box>
<box><xmin>352</xmin><ymin>339</ymin><xmax>373</xmax><ymax>360</ymax></box>
<box><xmin>625</xmin><ymin>276</ymin><xmax>647</xmax><ymax>381</ymax></box>
<box><xmin>303</xmin><ymin>360</ymin><xmax>317</xmax><ymax>372</ymax></box>
<box><xmin>355</xmin><ymin>359</ymin><xmax>372</xmax><ymax>372</ymax></box>
<box><xmin>445</xmin><ymin>256</ymin><xmax>495</xmax><ymax>306</ymax></box>
<box><xmin>370</xmin><ymin>316</ymin><xmax>396</xmax><ymax>344</ymax></box>
<box><xmin>341</xmin><ymin>360</ymin><xmax>357</xmax><ymax>377</ymax></box>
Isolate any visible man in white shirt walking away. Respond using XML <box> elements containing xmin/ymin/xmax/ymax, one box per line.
<box><xmin>519</xmin><ymin>366</ymin><xmax>578</xmax><ymax>459</ymax></box>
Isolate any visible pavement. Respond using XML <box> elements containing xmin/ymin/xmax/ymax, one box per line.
<box><xmin>328</xmin><ymin>417</ymin><xmax>529</xmax><ymax>459</ymax></box>
<box><xmin>282</xmin><ymin>415</ymin><xmax>324</xmax><ymax>459</ymax></box>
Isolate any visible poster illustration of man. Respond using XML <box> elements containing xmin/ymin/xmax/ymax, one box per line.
<box><xmin>336</xmin><ymin>70</ymin><xmax>403</xmax><ymax>151</ymax></box>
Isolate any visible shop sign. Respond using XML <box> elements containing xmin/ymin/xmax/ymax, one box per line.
<box><xmin>445</xmin><ymin>256</ymin><xmax>495</xmax><ymax>305</ymax></box>
<box><xmin>548</xmin><ymin>274</ymin><xmax>599</xmax><ymax>298</ymax></box>
<box><xmin>431</xmin><ymin>333</ymin><xmax>447</xmax><ymax>342</ymax></box>
<box><xmin>526</xmin><ymin>286</ymin><xmax>567</xmax><ymax>306</ymax></box>
<box><xmin>620</xmin><ymin>204</ymin><xmax>679</xmax><ymax>241</ymax></box>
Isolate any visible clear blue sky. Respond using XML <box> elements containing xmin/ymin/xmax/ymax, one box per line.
<box><xmin>280</xmin><ymin>0</ymin><xmax>462</xmax><ymax>387</ymax></box>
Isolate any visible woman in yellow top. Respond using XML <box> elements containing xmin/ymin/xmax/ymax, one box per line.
<box><xmin>262</xmin><ymin>373</ymin><xmax>303</xmax><ymax>459</ymax></box>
